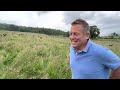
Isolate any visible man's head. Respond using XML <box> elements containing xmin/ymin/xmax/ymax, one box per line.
<box><xmin>69</xmin><ymin>18</ymin><xmax>90</xmax><ymax>51</ymax></box>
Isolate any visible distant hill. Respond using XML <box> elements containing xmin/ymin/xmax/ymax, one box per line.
<box><xmin>0</xmin><ymin>23</ymin><xmax>69</xmax><ymax>37</ymax></box>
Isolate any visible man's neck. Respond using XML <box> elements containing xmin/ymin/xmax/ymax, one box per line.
<box><xmin>76</xmin><ymin>40</ymin><xmax>89</xmax><ymax>52</ymax></box>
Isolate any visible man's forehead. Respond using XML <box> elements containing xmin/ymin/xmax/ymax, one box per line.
<box><xmin>69</xmin><ymin>31</ymin><xmax>78</xmax><ymax>33</ymax></box>
<box><xmin>71</xmin><ymin>24</ymin><xmax>83</xmax><ymax>30</ymax></box>
<box><xmin>71</xmin><ymin>24</ymin><xmax>83</xmax><ymax>28</ymax></box>
<box><xmin>70</xmin><ymin>28</ymin><xmax>83</xmax><ymax>32</ymax></box>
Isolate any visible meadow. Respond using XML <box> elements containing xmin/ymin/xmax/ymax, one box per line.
<box><xmin>0</xmin><ymin>30</ymin><xmax>120</xmax><ymax>79</ymax></box>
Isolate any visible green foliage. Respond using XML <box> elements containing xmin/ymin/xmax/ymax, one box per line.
<box><xmin>109</xmin><ymin>32</ymin><xmax>119</xmax><ymax>39</ymax></box>
<box><xmin>65</xmin><ymin>31</ymin><xmax>69</xmax><ymax>37</ymax></box>
<box><xmin>111</xmin><ymin>32</ymin><xmax>118</xmax><ymax>36</ymax></box>
<box><xmin>0</xmin><ymin>23</ymin><xmax>68</xmax><ymax>37</ymax></box>
<box><xmin>90</xmin><ymin>25</ymin><xmax>100</xmax><ymax>39</ymax></box>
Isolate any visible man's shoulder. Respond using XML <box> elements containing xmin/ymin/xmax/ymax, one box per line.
<box><xmin>90</xmin><ymin>41</ymin><xmax>109</xmax><ymax>55</ymax></box>
<box><xmin>92</xmin><ymin>42</ymin><xmax>107</xmax><ymax>49</ymax></box>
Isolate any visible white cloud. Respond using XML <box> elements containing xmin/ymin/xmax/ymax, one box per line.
<box><xmin>0</xmin><ymin>11</ymin><xmax>120</xmax><ymax>36</ymax></box>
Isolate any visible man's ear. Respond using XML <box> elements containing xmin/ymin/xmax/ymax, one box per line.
<box><xmin>85</xmin><ymin>32</ymin><xmax>90</xmax><ymax>39</ymax></box>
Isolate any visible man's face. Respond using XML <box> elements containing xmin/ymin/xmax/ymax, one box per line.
<box><xmin>69</xmin><ymin>24</ymin><xmax>89</xmax><ymax>50</ymax></box>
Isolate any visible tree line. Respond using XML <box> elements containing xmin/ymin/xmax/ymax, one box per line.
<box><xmin>0</xmin><ymin>23</ymin><xmax>69</xmax><ymax>37</ymax></box>
<box><xmin>0</xmin><ymin>23</ymin><xmax>101</xmax><ymax>38</ymax></box>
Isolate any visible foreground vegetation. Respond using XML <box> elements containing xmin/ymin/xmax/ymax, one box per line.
<box><xmin>0</xmin><ymin>30</ymin><xmax>70</xmax><ymax>79</ymax></box>
<box><xmin>0</xmin><ymin>30</ymin><xmax>120</xmax><ymax>79</ymax></box>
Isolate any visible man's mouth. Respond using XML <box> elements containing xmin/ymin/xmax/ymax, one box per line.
<box><xmin>71</xmin><ymin>40</ymin><xmax>78</xmax><ymax>44</ymax></box>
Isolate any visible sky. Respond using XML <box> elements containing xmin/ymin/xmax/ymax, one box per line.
<box><xmin>0</xmin><ymin>11</ymin><xmax>120</xmax><ymax>36</ymax></box>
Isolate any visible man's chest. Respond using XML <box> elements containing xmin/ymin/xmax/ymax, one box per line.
<box><xmin>70</xmin><ymin>53</ymin><xmax>104</xmax><ymax>76</ymax></box>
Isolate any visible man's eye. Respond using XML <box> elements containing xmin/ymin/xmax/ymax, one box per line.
<box><xmin>69</xmin><ymin>32</ymin><xmax>78</xmax><ymax>36</ymax></box>
<box><xmin>74</xmin><ymin>33</ymin><xmax>78</xmax><ymax>35</ymax></box>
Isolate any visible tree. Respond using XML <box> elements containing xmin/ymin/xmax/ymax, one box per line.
<box><xmin>0</xmin><ymin>23</ymin><xmax>69</xmax><ymax>37</ymax></box>
<box><xmin>66</xmin><ymin>31</ymin><xmax>69</xmax><ymax>37</ymax></box>
<box><xmin>109</xmin><ymin>32</ymin><xmax>119</xmax><ymax>39</ymax></box>
<box><xmin>111</xmin><ymin>32</ymin><xmax>118</xmax><ymax>36</ymax></box>
<box><xmin>90</xmin><ymin>25</ymin><xmax>100</xmax><ymax>39</ymax></box>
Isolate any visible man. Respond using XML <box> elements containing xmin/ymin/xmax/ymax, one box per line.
<box><xmin>69</xmin><ymin>18</ymin><xmax>120</xmax><ymax>79</ymax></box>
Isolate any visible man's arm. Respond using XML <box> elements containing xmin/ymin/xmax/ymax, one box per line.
<box><xmin>110</xmin><ymin>66</ymin><xmax>120</xmax><ymax>79</ymax></box>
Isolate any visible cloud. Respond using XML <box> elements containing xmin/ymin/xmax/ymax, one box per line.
<box><xmin>37</xmin><ymin>11</ymin><xmax>51</xmax><ymax>16</ymax></box>
<box><xmin>63</xmin><ymin>11</ymin><xmax>96</xmax><ymax>25</ymax></box>
<box><xmin>62</xmin><ymin>11</ymin><xmax>120</xmax><ymax>36</ymax></box>
<box><xmin>0</xmin><ymin>11</ymin><xmax>120</xmax><ymax>36</ymax></box>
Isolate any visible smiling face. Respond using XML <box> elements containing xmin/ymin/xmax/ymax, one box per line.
<box><xmin>69</xmin><ymin>24</ymin><xmax>90</xmax><ymax>51</ymax></box>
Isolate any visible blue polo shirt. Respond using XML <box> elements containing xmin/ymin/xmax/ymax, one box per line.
<box><xmin>70</xmin><ymin>39</ymin><xmax>120</xmax><ymax>79</ymax></box>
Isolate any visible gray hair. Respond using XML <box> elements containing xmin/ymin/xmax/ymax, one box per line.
<box><xmin>71</xmin><ymin>19</ymin><xmax>90</xmax><ymax>33</ymax></box>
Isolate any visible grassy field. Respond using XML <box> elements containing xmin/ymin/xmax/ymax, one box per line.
<box><xmin>0</xmin><ymin>30</ymin><xmax>70</xmax><ymax>79</ymax></box>
<box><xmin>0</xmin><ymin>30</ymin><xmax>120</xmax><ymax>79</ymax></box>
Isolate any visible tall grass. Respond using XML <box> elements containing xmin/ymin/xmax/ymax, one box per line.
<box><xmin>0</xmin><ymin>30</ymin><xmax>71</xmax><ymax>79</ymax></box>
<box><xmin>0</xmin><ymin>30</ymin><xmax>120</xmax><ymax>79</ymax></box>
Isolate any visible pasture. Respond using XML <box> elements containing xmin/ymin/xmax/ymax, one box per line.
<box><xmin>0</xmin><ymin>30</ymin><xmax>120</xmax><ymax>79</ymax></box>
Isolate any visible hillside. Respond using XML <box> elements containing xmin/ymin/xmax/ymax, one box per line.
<box><xmin>0</xmin><ymin>23</ymin><xmax>69</xmax><ymax>37</ymax></box>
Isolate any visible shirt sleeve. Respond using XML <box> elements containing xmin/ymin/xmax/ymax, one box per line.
<box><xmin>101</xmin><ymin>48</ymin><xmax>120</xmax><ymax>70</ymax></box>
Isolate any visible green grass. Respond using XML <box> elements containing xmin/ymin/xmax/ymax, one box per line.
<box><xmin>0</xmin><ymin>30</ymin><xmax>70</xmax><ymax>79</ymax></box>
<box><xmin>0</xmin><ymin>30</ymin><xmax>120</xmax><ymax>79</ymax></box>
